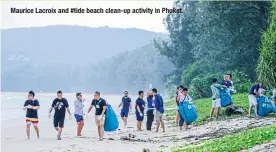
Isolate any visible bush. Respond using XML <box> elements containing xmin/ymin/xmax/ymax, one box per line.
<box><xmin>185</xmin><ymin>70</ymin><xmax>252</xmax><ymax>100</ymax></box>
<box><xmin>231</xmin><ymin>70</ymin><xmax>252</xmax><ymax>93</ymax></box>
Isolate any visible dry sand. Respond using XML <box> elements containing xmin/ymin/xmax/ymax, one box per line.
<box><xmin>2</xmin><ymin>113</ymin><xmax>276</xmax><ymax>152</ymax></box>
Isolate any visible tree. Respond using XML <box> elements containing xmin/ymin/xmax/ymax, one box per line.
<box><xmin>257</xmin><ymin>1</ymin><xmax>276</xmax><ymax>88</ymax></box>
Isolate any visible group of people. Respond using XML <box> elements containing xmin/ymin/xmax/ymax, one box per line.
<box><xmin>22</xmin><ymin>75</ymin><xmax>276</xmax><ymax>141</ymax></box>
<box><xmin>118</xmin><ymin>89</ymin><xmax>165</xmax><ymax>132</ymax></box>
<box><xmin>248</xmin><ymin>82</ymin><xmax>276</xmax><ymax>117</ymax></box>
<box><xmin>23</xmin><ymin>88</ymin><xmax>165</xmax><ymax>141</ymax></box>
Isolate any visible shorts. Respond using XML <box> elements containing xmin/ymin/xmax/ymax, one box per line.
<box><xmin>155</xmin><ymin>111</ymin><xmax>163</xmax><ymax>121</ymax></box>
<box><xmin>135</xmin><ymin>111</ymin><xmax>144</xmax><ymax>121</ymax></box>
<box><xmin>95</xmin><ymin>115</ymin><xmax>105</xmax><ymax>126</ymax></box>
<box><xmin>74</xmin><ymin>114</ymin><xmax>84</xmax><ymax>122</ymax></box>
<box><xmin>26</xmin><ymin>120</ymin><xmax>38</xmax><ymax>126</ymax></box>
<box><xmin>120</xmin><ymin>110</ymin><xmax>129</xmax><ymax>117</ymax></box>
<box><xmin>53</xmin><ymin>116</ymin><xmax>65</xmax><ymax>128</ymax></box>
<box><xmin>212</xmin><ymin>98</ymin><xmax>221</xmax><ymax>108</ymax></box>
<box><xmin>248</xmin><ymin>94</ymin><xmax>257</xmax><ymax>106</ymax></box>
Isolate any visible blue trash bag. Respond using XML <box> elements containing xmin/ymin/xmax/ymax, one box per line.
<box><xmin>256</xmin><ymin>96</ymin><xmax>276</xmax><ymax>116</ymax></box>
<box><xmin>220</xmin><ymin>88</ymin><xmax>233</xmax><ymax>107</ymax></box>
<box><xmin>268</xmin><ymin>97</ymin><xmax>276</xmax><ymax>113</ymax></box>
<box><xmin>104</xmin><ymin>104</ymin><xmax>119</xmax><ymax>132</ymax></box>
<box><xmin>178</xmin><ymin>101</ymin><xmax>198</xmax><ymax>124</ymax></box>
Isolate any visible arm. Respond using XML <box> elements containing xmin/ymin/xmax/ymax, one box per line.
<box><xmin>87</xmin><ymin>105</ymin><xmax>93</xmax><ymax>113</ymax></box>
<box><xmin>118</xmin><ymin>100</ymin><xmax>123</xmax><ymax>108</ymax></box>
<box><xmin>136</xmin><ymin>105</ymin><xmax>141</xmax><ymax>113</ymax></box>
<box><xmin>211</xmin><ymin>86</ymin><xmax>217</xmax><ymax>99</ymax></box>
<box><xmin>177</xmin><ymin>94</ymin><xmax>180</xmax><ymax>102</ymax></box>
<box><xmin>136</xmin><ymin>100</ymin><xmax>141</xmax><ymax>113</ymax></box>
<box><xmin>31</xmin><ymin>100</ymin><xmax>40</xmax><ymax>110</ymax></box>
<box><xmin>129</xmin><ymin>98</ymin><xmax>132</xmax><ymax>110</ymax></box>
<box><xmin>146</xmin><ymin>89</ymin><xmax>151</xmax><ymax>98</ymax></box>
<box><xmin>49</xmin><ymin>99</ymin><xmax>55</xmax><ymax>113</ymax></box>
<box><xmin>102</xmin><ymin>106</ymin><xmax>107</xmax><ymax>115</ymax></box>
<box><xmin>88</xmin><ymin>100</ymin><xmax>94</xmax><ymax>114</ymax></box>
<box><xmin>66</xmin><ymin>108</ymin><xmax>72</xmax><ymax>115</ymax></box>
<box><xmin>188</xmin><ymin>95</ymin><xmax>193</xmax><ymax>102</ymax></box>
<box><xmin>65</xmin><ymin>100</ymin><xmax>72</xmax><ymax>115</ymax></box>
<box><xmin>23</xmin><ymin>101</ymin><xmax>29</xmax><ymax>110</ymax></box>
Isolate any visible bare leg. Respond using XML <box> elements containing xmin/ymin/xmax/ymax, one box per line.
<box><xmin>175</xmin><ymin>111</ymin><xmax>180</xmax><ymax>125</ymax></box>
<box><xmin>216</xmin><ymin>107</ymin><xmax>221</xmax><ymax>120</ymax></box>
<box><xmin>77</xmin><ymin>122</ymin><xmax>81</xmax><ymax>136</ymax></box>
<box><xmin>33</xmin><ymin>125</ymin><xmax>40</xmax><ymax>138</ymax></box>
<box><xmin>26</xmin><ymin>124</ymin><xmax>31</xmax><ymax>139</ymax></box>
<box><xmin>248</xmin><ymin>106</ymin><xmax>251</xmax><ymax>116</ymax></box>
<box><xmin>55</xmin><ymin>127</ymin><xmax>59</xmax><ymax>131</ymax></box>
<box><xmin>160</xmin><ymin>120</ymin><xmax>165</xmax><ymax>132</ymax></box>
<box><xmin>124</xmin><ymin>117</ymin><xmax>128</xmax><ymax>126</ymax></box>
<box><xmin>255</xmin><ymin>104</ymin><xmax>259</xmax><ymax>117</ymax></box>
<box><xmin>210</xmin><ymin>108</ymin><xmax>215</xmax><ymax>120</ymax></box>
<box><xmin>156</xmin><ymin>120</ymin><xmax>160</xmax><ymax>132</ymax></box>
<box><xmin>97</xmin><ymin>126</ymin><xmax>101</xmax><ymax>139</ymax></box>
<box><xmin>57</xmin><ymin>128</ymin><xmax>62</xmax><ymax>139</ymax></box>
<box><xmin>79</xmin><ymin>121</ymin><xmax>84</xmax><ymax>136</ymax></box>
<box><xmin>100</xmin><ymin>124</ymin><xmax>104</xmax><ymax>140</ymax></box>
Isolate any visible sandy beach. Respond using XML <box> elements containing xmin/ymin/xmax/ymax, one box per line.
<box><xmin>2</xmin><ymin>92</ymin><xmax>276</xmax><ymax>152</ymax></box>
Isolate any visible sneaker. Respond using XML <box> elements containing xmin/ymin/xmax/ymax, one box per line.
<box><xmin>57</xmin><ymin>137</ymin><xmax>61</xmax><ymax>140</ymax></box>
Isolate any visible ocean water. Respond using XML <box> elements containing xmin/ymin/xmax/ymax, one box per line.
<box><xmin>1</xmin><ymin>92</ymin><xmax>137</xmax><ymax>120</ymax></box>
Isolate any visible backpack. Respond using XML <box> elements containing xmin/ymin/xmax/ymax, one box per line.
<box><xmin>178</xmin><ymin>96</ymin><xmax>198</xmax><ymax>124</ymax></box>
<box><xmin>104</xmin><ymin>103</ymin><xmax>119</xmax><ymax>132</ymax></box>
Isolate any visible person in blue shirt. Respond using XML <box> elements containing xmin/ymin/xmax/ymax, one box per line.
<box><xmin>152</xmin><ymin>88</ymin><xmax>165</xmax><ymax>132</ymax></box>
<box><xmin>222</xmin><ymin>74</ymin><xmax>232</xmax><ymax>88</ymax></box>
<box><xmin>146</xmin><ymin>90</ymin><xmax>155</xmax><ymax>131</ymax></box>
<box><xmin>118</xmin><ymin>91</ymin><xmax>132</xmax><ymax>127</ymax></box>
<box><xmin>135</xmin><ymin>90</ymin><xmax>145</xmax><ymax>131</ymax></box>
<box><xmin>248</xmin><ymin>82</ymin><xmax>261</xmax><ymax>118</ymax></box>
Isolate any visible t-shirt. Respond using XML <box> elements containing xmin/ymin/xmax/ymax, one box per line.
<box><xmin>51</xmin><ymin>98</ymin><xmax>69</xmax><ymax>118</ymax></box>
<box><xmin>147</xmin><ymin>97</ymin><xmax>154</xmax><ymax>110</ymax></box>
<box><xmin>121</xmin><ymin>96</ymin><xmax>131</xmax><ymax>112</ymax></box>
<box><xmin>91</xmin><ymin>98</ymin><xmax>107</xmax><ymax>115</ymax></box>
<box><xmin>222</xmin><ymin>80</ymin><xmax>232</xmax><ymax>88</ymax></box>
<box><xmin>74</xmin><ymin>99</ymin><xmax>84</xmax><ymax>115</ymax></box>
<box><xmin>24</xmin><ymin>99</ymin><xmax>40</xmax><ymax>121</ymax></box>
<box><xmin>154</xmin><ymin>94</ymin><xmax>164</xmax><ymax>113</ymax></box>
<box><xmin>211</xmin><ymin>84</ymin><xmax>223</xmax><ymax>99</ymax></box>
<box><xmin>135</xmin><ymin>98</ymin><xmax>145</xmax><ymax>113</ymax></box>
<box><xmin>249</xmin><ymin>84</ymin><xmax>260</xmax><ymax>95</ymax></box>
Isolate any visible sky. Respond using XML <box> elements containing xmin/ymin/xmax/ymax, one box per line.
<box><xmin>2</xmin><ymin>1</ymin><xmax>174</xmax><ymax>33</ymax></box>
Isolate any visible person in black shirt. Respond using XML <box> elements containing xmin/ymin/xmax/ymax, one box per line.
<box><xmin>87</xmin><ymin>91</ymin><xmax>107</xmax><ymax>141</ymax></box>
<box><xmin>48</xmin><ymin>90</ymin><xmax>72</xmax><ymax>140</ymax></box>
<box><xmin>23</xmin><ymin>91</ymin><xmax>40</xmax><ymax>139</ymax></box>
<box><xmin>135</xmin><ymin>90</ymin><xmax>145</xmax><ymax>131</ymax></box>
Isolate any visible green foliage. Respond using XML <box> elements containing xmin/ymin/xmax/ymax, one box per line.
<box><xmin>257</xmin><ymin>1</ymin><xmax>276</xmax><ymax>88</ymax></box>
<box><xmin>165</xmin><ymin>93</ymin><xmax>250</xmax><ymax>126</ymax></box>
<box><xmin>156</xmin><ymin>1</ymin><xmax>272</xmax><ymax>95</ymax></box>
<box><xmin>231</xmin><ymin>70</ymin><xmax>252</xmax><ymax>93</ymax></box>
<box><xmin>182</xmin><ymin>70</ymin><xmax>251</xmax><ymax>99</ymax></box>
<box><xmin>189</xmin><ymin>73</ymin><xmax>223</xmax><ymax>99</ymax></box>
<box><xmin>172</xmin><ymin>125</ymin><xmax>276</xmax><ymax>152</ymax></box>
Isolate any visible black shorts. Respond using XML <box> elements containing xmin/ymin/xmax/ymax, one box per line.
<box><xmin>53</xmin><ymin>116</ymin><xmax>65</xmax><ymax>128</ymax></box>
